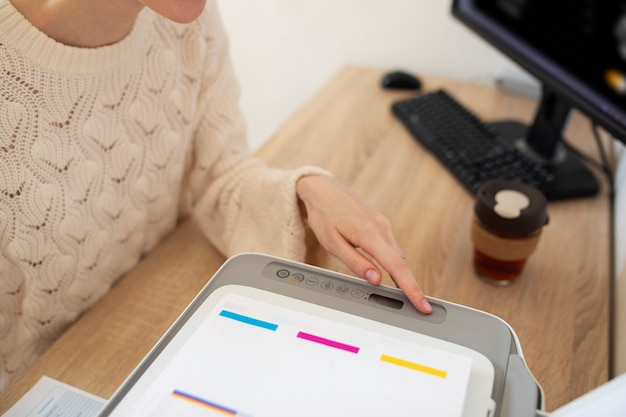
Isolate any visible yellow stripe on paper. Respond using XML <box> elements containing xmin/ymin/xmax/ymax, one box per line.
<box><xmin>380</xmin><ymin>354</ymin><xmax>447</xmax><ymax>378</ymax></box>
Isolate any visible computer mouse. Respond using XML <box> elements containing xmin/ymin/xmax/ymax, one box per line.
<box><xmin>380</xmin><ymin>70</ymin><xmax>422</xmax><ymax>90</ymax></box>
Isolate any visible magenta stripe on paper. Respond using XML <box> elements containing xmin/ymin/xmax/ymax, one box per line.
<box><xmin>296</xmin><ymin>331</ymin><xmax>360</xmax><ymax>353</ymax></box>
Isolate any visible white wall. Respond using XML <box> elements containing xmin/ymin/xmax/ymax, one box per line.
<box><xmin>216</xmin><ymin>0</ymin><xmax>516</xmax><ymax>150</ymax></box>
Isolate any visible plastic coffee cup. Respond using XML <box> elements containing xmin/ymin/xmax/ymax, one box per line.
<box><xmin>470</xmin><ymin>180</ymin><xmax>549</xmax><ymax>285</ymax></box>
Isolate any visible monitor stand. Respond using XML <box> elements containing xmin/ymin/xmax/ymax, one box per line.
<box><xmin>487</xmin><ymin>89</ymin><xmax>600</xmax><ymax>201</ymax></box>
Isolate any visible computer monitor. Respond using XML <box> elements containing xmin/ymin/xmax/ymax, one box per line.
<box><xmin>452</xmin><ymin>0</ymin><xmax>626</xmax><ymax>200</ymax></box>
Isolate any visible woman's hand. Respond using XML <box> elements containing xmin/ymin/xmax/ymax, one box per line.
<box><xmin>296</xmin><ymin>175</ymin><xmax>432</xmax><ymax>314</ymax></box>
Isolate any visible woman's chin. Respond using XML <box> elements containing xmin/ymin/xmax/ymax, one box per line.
<box><xmin>144</xmin><ymin>0</ymin><xmax>207</xmax><ymax>24</ymax></box>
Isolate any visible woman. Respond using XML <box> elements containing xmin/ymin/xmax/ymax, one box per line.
<box><xmin>0</xmin><ymin>0</ymin><xmax>431</xmax><ymax>391</ymax></box>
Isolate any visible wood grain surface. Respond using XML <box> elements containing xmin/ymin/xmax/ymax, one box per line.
<box><xmin>0</xmin><ymin>66</ymin><xmax>610</xmax><ymax>413</ymax></box>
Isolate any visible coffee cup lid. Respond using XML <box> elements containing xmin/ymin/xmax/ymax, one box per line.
<box><xmin>474</xmin><ymin>180</ymin><xmax>549</xmax><ymax>235</ymax></box>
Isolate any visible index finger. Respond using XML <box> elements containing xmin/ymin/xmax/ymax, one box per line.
<box><xmin>362</xmin><ymin>242</ymin><xmax>432</xmax><ymax>314</ymax></box>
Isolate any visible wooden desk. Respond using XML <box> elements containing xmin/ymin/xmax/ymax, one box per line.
<box><xmin>0</xmin><ymin>66</ymin><xmax>610</xmax><ymax>413</ymax></box>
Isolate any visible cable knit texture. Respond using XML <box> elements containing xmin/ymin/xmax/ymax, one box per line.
<box><xmin>0</xmin><ymin>0</ymin><xmax>328</xmax><ymax>390</ymax></box>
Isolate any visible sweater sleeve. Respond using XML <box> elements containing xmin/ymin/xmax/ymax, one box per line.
<box><xmin>187</xmin><ymin>4</ymin><xmax>329</xmax><ymax>262</ymax></box>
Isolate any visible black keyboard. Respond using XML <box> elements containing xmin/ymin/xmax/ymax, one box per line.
<box><xmin>392</xmin><ymin>89</ymin><xmax>553</xmax><ymax>194</ymax></box>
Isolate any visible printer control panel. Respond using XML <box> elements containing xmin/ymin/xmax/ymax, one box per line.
<box><xmin>261</xmin><ymin>261</ymin><xmax>447</xmax><ymax>324</ymax></box>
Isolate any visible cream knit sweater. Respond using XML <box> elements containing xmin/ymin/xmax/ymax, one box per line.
<box><xmin>0</xmin><ymin>0</ymin><xmax>326</xmax><ymax>390</ymax></box>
